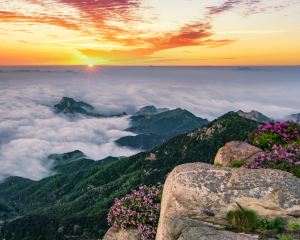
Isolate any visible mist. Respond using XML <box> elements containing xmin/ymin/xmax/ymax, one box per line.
<box><xmin>0</xmin><ymin>66</ymin><xmax>299</xmax><ymax>180</ymax></box>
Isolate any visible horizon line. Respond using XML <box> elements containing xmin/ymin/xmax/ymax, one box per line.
<box><xmin>0</xmin><ymin>64</ymin><xmax>300</xmax><ymax>67</ymax></box>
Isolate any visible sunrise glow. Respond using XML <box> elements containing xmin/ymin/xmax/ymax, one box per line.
<box><xmin>0</xmin><ymin>0</ymin><xmax>300</xmax><ymax>66</ymax></box>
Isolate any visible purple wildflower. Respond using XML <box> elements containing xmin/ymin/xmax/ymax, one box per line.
<box><xmin>107</xmin><ymin>185</ymin><xmax>162</xmax><ymax>240</ymax></box>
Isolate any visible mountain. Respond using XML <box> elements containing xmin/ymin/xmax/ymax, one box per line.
<box><xmin>285</xmin><ymin>113</ymin><xmax>300</xmax><ymax>122</ymax></box>
<box><xmin>54</xmin><ymin>97</ymin><xmax>127</xmax><ymax>117</ymax></box>
<box><xmin>116</xmin><ymin>108</ymin><xmax>209</xmax><ymax>150</ymax></box>
<box><xmin>237</xmin><ymin>110</ymin><xmax>272</xmax><ymax>123</ymax></box>
<box><xmin>116</xmin><ymin>133</ymin><xmax>166</xmax><ymax>150</ymax></box>
<box><xmin>48</xmin><ymin>150</ymin><xmax>119</xmax><ymax>174</ymax></box>
<box><xmin>48</xmin><ymin>150</ymin><xmax>95</xmax><ymax>174</ymax></box>
<box><xmin>133</xmin><ymin>105</ymin><xmax>169</xmax><ymax>116</ymax></box>
<box><xmin>127</xmin><ymin>108</ymin><xmax>208</xmax><ymax>135</ymax></box>
<box><xmin>0</xmin><ymin>112</ymin><xmax>258</xmax><ymax>240</ymax></box>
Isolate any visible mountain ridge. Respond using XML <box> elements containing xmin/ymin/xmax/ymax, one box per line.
<box><xmin>116</xmin><ymin>108</ymin><xmax>209</xmax><ymax>150</ymax></box>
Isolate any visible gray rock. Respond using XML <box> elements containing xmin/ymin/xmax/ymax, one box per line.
<box><xmin>214</xmin><ymin>141</ymin><xmax>263</xmax><ymax>167</ymax></box>
<box><xmin>156</xmin><ymin>163</ymin><xmax>300</xmax><ymax>240</ymax></box>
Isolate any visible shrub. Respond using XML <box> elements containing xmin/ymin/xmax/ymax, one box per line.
<box><xmin>226</xmin><ymin>208</ymin><xmax>258</xmax><ymax>233</ymax></box>
<box><xmin>252</xmin><ymin>121</ymin><xmax>300</xmax><ymax>151</ymax></box>
<box><xmin>287</xmin><ymin>220</ymin><xmax>300</xmax><ymax>232</ymax></box>
<box><xmin>229</xmin><ymin>159</ymin><xmax>246</xmax><ymax>168</ymax></box>
<box><xmin>258</xmin><ymin>218</ymin><xmax>272</xmax><ymax>230</ymax></box>
<box><xmin>247</xmin><ymin>144</ymin><xmax>300</xmax><ymax>177</ymax></box>
<box><xmin>107</xmin><ymin>185</ymin><xmax>162</xmax><ymax>240</ymax></box>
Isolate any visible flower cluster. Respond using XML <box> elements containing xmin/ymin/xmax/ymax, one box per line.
<box><xmin>107</xmin><ymin>185</ymin><xmax>162</xmax><ymax>240</ymax></box>
<box><xmin>248</xmin><ymin>121</ymin><xmax>300</xmax><ymax>177</ymax></box>
<box><xmin>252</xmin><ymin>121</ymin><xmax>299</xmax><ymax>151</ymax></box>
<box><xmin>247</xmin><ymin>144</ymin><xmax>300</xmax><ymax>170</ymax></box>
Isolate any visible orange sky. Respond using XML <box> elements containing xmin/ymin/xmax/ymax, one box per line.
<box><xmin>0</xmin><ymin>0</ymin><xmax>300</xmax><ymax>66</ymax></box>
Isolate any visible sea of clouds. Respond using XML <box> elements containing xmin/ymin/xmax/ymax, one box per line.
<box><xmin>0</xmin><ymin>66</ymin><xmax>299</xmax><ymax>180</ymax></box>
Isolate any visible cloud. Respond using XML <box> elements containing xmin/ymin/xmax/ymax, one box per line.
<box><xmin>206</xmin><ymin>0</ymin><xmax>297</xmax><ymax>16</ymax></box>
<box><xmin>0</xmin><ymin>1</ymin><xmax>233</xmax><ymax>63</ymax></box>
<box><xmin>0</xmin><ymin>66</ymin><xmax>299</xmax><ymax>180</ymax></box>
<box><xmin>0</xmin><ymin>11</ymin><xmax>80</xmax><ymax>30</ymax></box>
<box><xmin>2</xmin><ymin>0</ymin><xmax>296</xmax><ymax>65</ymax></box>
<box><xmin>79</xmin><ymin>23</ymin><xmax>234</xmax><ymax>63</ymax></box>
<box><xmin>207</xmin><ymin>0</ymin><xmax>243</xmax><ymax>15</ymax></box>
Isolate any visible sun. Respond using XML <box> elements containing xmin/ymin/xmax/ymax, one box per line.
<box><xmin>87</xmin><ymin>62</ymin><xmax>94</xmax><ymax>68</ymax></box>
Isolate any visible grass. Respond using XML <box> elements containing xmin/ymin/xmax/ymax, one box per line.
<box><xmin>226</xmin><ymin>208</ymin><xmax>258</xmax><ymax>233</ymax></box>
<box><xmin>287</xmin><ymin>220</ymin><xmax>300</xmax><ymax>233</ymax></box>
<box><xmin>229</xmin><ymin>159</ymin><xmax>246</xmax><ymax>168</ymax></box>
<box><xmin>214</xmin><ymin>163</ymin><xmax>223</xmax><ymax>167</ymax></box>
<box><xmin>277</xmin><ymin>234</ymin><xmax>293</xmax><ymax>240</ymax></box>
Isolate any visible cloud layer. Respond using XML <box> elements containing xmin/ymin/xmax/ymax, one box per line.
<box><xmin>0</xmin><ymin>66</ymin><xmax>300</xmax><ymax>180</ymax></box>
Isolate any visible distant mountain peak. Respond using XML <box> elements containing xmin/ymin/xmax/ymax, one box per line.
<box><xmin>237</xmin><ymin>110</ymin><xmax>271</xmax><ymax>123</ymax></box>
<box><xmin>48</xmin><ymin>150</ymin><xmax>86</xmax><ymax>163</ymax></box>
<box><xmin>54</xmin><ymin>97</ymin><xmax>94</xmax><ymax>115</ymax></box>
<box><xmin>285</xmin><ymin>113</ymin><xmax>300</xmax><ymax>122</ymax></box>
<box><xmin>54</xmin><ymin>97</ymin><xmax>126</xmax><ymax>117</ymax></box>
<box><xmin>134</xmin><ymin>105</ymin><xmax>169</xmax><ymax>116</ymax></box>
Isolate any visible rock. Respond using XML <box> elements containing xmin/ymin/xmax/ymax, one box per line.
<box><xmin>103</xmin><ymin>225</ymin><xmax>140</xmax><ymax>240</ymax></box>
<box><xmin>156</xmin><ymin>163</ymin><xmax>300</xmax><ymax>240</ymax></box>
<box><xmin>178</xmin><ymin>226</ymin><xmax>258</xmax><ymax>240</ymax></box>
<box><xmin>145</xmin><ymin>153</ymin><xmax>157</xmax><ymax>161</ymax></box>
<box><xmin>214</xmin><ymin>141</ymin><xmax>263</xmax><ymax>167</ymax></box>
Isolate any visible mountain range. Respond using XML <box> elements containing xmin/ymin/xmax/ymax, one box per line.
<box><xmin>0</xmin><ymin>98</ymin><xmax>299</xmax><ymax>240</ymax></box>
<box><xmin>0</xmin><ymin>112</ymin><xmax>258</xmax><ymax>240</ymax></box>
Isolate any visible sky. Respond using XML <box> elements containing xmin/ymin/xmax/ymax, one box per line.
<box><xmin>0</xmin><ymin>0</ymin><xmax>300</xmax><ymax>66</ymax></box>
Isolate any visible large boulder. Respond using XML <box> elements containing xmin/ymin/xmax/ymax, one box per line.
<box><xmin>156</xmin><ymin>163</ymin><xmax>300</xmax><ymax>240</ymax></box>
<box><xmin>177</xmin><ymin>226</ymin><xmax>258</xmax><ymax>240</ymax></box>
<box><xmin>103</xmin><ymin>225</ymin><xmax>140</xmax><ymax>240</ymax></box>
<box><xmin>214</xmin><ymin>141</ymin><xmax>263</xmax><ymax>167</ymax></box>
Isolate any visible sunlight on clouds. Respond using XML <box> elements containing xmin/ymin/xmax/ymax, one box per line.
<box><xmin>0</xmin><ymin>0</ymin><xmax>299</xmax><ymax>65</ymax></box>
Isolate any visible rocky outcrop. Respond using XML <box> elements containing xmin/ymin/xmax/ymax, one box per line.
<box><xmin>103</xmin><ymin>225</ymin><xmax>140</xmax><ymax>240</ymax></box>
<box><xmin>156</xmin><ymin>163</ymin><xmax>300</xmax><ymax>240</ymax></box>
<box><xmin>237</xmin><ymin>110</ymin><xmax>271</xmax><ymax>123</ymax></box>
<box><xmin>214</xmin><ymin>141</ymin><xmax>263</xmax><ymax>167</ymax></box>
